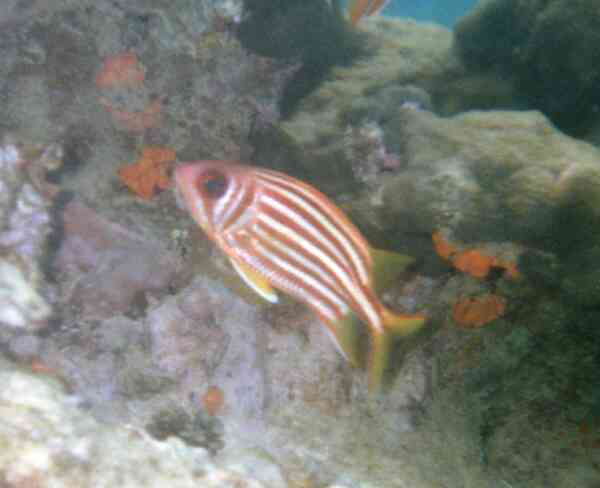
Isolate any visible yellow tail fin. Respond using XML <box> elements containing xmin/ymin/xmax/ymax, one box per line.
<box><xmin>367</xmin><ymin>309</ymin><xmax>426</xmax><ymax>393</ymax></box>
<box><xmin>381</xmin><ymin>308</ymin><xmax>426</xmax><ymax>337</ymax></box>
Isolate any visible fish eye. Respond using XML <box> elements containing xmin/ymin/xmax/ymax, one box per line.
<box><xmin>199</xmin><ymin>170</ymin><xmax>228</xmax><ymax>199</ymax></box>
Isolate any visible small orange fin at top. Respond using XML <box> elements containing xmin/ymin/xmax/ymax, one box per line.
<box><xmin>348</xmin><ymin>0</ymin><xmax>390</xmax><ymax>25</ymax></box>
<box><xmin>365</xmin><ymin>0</ymin><xmax>390</xmax><ymax>16</ymax></box>
<box><xmin>370</xmin><ymin>247</ymin><xmax>415</xmax><ymax>293</ymax></box>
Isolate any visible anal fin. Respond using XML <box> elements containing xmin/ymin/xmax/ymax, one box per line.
<box><xmin>324</xmin><ymin>313</ymin><xmax>363</xmax><ymax>367</ymax></box>
<box><xmin>368</xmin><ymin>309</ymin><xmax>426</xmax><ymax>393</ymax></box>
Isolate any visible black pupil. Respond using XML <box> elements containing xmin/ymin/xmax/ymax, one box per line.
<box><xmin>202</xmin><ymin>173</ymin><xmax>227</xmax><ymax>198</ymax></box>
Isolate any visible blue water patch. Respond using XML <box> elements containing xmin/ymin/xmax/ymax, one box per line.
<box><xmin>347</xmin><ymin>0</ymin><xmax>478</xmax><ymax>28</ymax></box>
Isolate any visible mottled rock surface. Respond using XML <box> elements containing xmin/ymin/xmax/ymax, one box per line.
<box><xmin>0</xmin><ymin>0</ymin><xmax>293</xmax><ymax>208</ymax></box>
<box><xmin>0</xmin><ymin>358</ymin><xmax>279</xmax><ymax>488</ymax></box>
<box><xmin>454</xmin><ymin>0</ymin><xmax>600</xmax><ymax>136</ymax></box>
<box><xmin>54</xmin><ymin>200</ymin><xmax>181</xmax><ymax>319</ymax></box>
<box><xmin>251</xmin><ymin>16</ymin><xmax>519</xmax><ymax>195</ymax></box>
<box><xmin>0</xmin><ymin>137</ymin><xmax>60</xmax><ymax>335</ymax></box>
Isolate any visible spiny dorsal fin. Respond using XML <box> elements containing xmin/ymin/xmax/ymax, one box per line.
<box><xmin>370</xmin><ymin>248</ymin><xmax>415</xmax><ymax>293</ymax></box>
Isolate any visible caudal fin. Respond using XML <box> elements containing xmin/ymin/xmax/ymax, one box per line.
<box><xmin>381</xmin><ymin>308</ymin><xmax>426</xmax><ymax>337</ymax></box>
<box><xmin>367</xmin><ymin>309</ymin><xmax>426</xmax><ymax>393</ymax></box>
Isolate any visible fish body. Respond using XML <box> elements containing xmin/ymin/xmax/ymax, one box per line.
<box><xmin>348</xmin><ymin>0</ymin><xmax>390</xmax><ymax>25</ymax></box>
<box><xmin>175</xmin><ymin>161</ymin><xmax>425</xmax><ymax>392</ymax></box>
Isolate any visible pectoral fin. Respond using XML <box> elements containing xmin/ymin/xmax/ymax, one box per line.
<box><xmin>229</xmin><ymin>258</ymin><xmax>278</xmax><ymax>303</ymax></box>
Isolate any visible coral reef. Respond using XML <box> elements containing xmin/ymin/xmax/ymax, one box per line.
<box><xmin>0</xmin><ymin>136</ymin><xmax>61</xmax><ymax>334</ymax></box>
<box><xmin>452</xmin><ymin>294</ymin><xmax>506</xmax><ymax>329</ymax></box>
<box><xmin>0</xmin><ymin>0</ymin><xmax>297</xmax><ymax>208</ymax></box>
<box><xmin>0</xmin><ymin>1</ymin><xmax>597</xmax><ymax>487</ymax></box>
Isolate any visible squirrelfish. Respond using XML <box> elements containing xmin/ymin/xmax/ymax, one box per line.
<box><xmin>348</xmin><ymin>0</ymin><xmax>390</xmax><ymax>25</ymax></box>
<box><xmin>175</xmin><ymin>161</ymin><xmax>425</xmax><ymax>392</ymax></box>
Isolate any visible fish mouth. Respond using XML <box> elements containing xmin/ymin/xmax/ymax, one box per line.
<box><xmin>173</xmin><ymin>183</ymin><xmax>186</xmax><ymax>211</ymax></box>
<box><xmin>173</xmin><ymin>163</ymin><xmax>212</xmax><ymax>235</ymax></box>
<box><xmin>173</xmin><ymin>164</ymin><xmax>194</xmax><ymax>211</ymax></box>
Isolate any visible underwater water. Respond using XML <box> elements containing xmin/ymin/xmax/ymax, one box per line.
<box><xmin>0</xmin><ymin>0</ymin><xmax>599</xmax><ymax>487</ymax></box>
<box><xmin>359</xmin><ymin>0</ymin><xmax>478</xmax><ymax>27</ymax></box>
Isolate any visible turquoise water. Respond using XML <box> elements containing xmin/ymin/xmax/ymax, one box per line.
<box><xmin>351</xmin><ymin>0</ymin><xmax>478</xmax><ymax>27</ymax></box>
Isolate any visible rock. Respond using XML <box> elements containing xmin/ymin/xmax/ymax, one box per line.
<box><xmin>347</xmin><ymin>109</ymin><xmax>600</xmax><ymax>252</ymax></box>
<box><xmin>148</xmin><ymin>276</ymin><xmax>267</xmax><ymax>423</ymax></box>
<box><xmin>0</xmin><ymin>358</ymin><xmax>272</xmax><ymax>487</ymax></box>
<box><xmin>7</xmin><ymin>333</ymin><xmax>42</xmax><ymax>360</ymax></box>
<box><xmin>0</xmin><ymin>0</ymin><xmax>295</xmax><ymax>206</ymax></box>
<box><xmin>0</xmin><ymin>137</ymin><xmax>60</xmax><ymax>334</ymax></box>
<box><xmin>455</xmin><ymin>0</ymin><xmax>600</xmax><ymax>134</ymax></box>
<box><xmin>252</xmin><ymin>18</ymin><xmax>459</xmax><ymax>192</ymax></box>
<box><xmin>54</xmin><ymin>201</ymin><xmax>181</xmax><ymax>319</ymax></box>
<box><xmin>0</xmin><ymin>257</ymin><xmax>51</xmax><ymax>332</ymax></box>
<box><xmin>560</xmin><ymin>245</ymin><xmax>600</xmax><ymax>307</ymax></box>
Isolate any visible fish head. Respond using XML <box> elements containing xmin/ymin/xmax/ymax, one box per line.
<box><xmin>174</xmin><ymin>160</ymin><xmax>255</xmax><ymax>240</ymax></box>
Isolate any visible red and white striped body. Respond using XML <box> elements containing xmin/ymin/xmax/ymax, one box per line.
<box><xmin>175</xmin><ymin>161</ymin><xmax>425</xmax><ymax>391</ymax></box>
<box><xmin>175</xmin><ymin>161</ymin><xmax>382</xmax><ymax>333</ymax></box>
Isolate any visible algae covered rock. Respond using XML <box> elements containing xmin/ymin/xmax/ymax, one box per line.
<box><xmin>364</xmin><ymin>108</ymin><xmax>600</xmax><ymax>246</ymax></box>
<box><xmin>560</xmin><ymin>245</ymin><xmax>600</xmax><ymax>307</ymax></box>
<box><xmin>252</xmin><ymin>16</ymin><xmax>520</xmax><ymax>199</ymax></box>
<box><xmin>252</xmin><ymin>17</ymin><xmax>460</xmax><ymax>191</ymax></box>
<box><xmin>455</xmin><ymin>0</ymin><xmax>600</xmax><ymax>134</ymax></box>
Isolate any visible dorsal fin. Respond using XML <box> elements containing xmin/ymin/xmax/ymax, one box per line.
<box><xmin>370</xmin><ymin>248</ymin><xmax>415</xmax><ymax>293</ymax></box>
